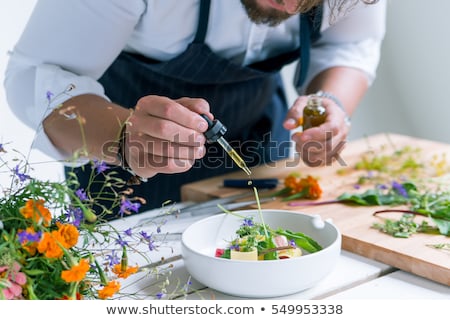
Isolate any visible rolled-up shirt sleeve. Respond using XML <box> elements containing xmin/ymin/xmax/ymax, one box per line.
<box><xmin>297</xmin><ymin>0</ymin><xmax>387</xmax><ymax>92</ymax></box>
<box><xmin>4</xmin><ymin>0</ymin><xmax>145</xmax><ymax>162</ymax></box>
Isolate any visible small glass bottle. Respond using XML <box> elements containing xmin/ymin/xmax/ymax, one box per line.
<box><xmin>302</xmin><ymin>95</ymin><xmax>327</xmax><ymax>130</ymax></box>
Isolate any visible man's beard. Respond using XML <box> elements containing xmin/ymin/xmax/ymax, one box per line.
<box><xmin>240</xmin><ymin>0</ymin><xmax>294</xmax><ymax>27</ymax></box>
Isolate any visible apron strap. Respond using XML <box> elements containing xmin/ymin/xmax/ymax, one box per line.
<box><xmin>193</xmin><ymin>0</ymin><xmax>322</xmax><ymax>85</ymax></box>
<box><xmin>193</xmin><ymin>0</ymin><xmax>211</xmax><ymax>43</ymax></box>
<box><xmin>296</xmin><ymin>5</ymin><xmax>323</xmax><ymax>88</ymax></box>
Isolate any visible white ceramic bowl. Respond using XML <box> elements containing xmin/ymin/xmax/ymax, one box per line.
<box><xmin>181</xmin><ymin>209</ymin><xmax>341</xmax><ymax>298</ymax></box>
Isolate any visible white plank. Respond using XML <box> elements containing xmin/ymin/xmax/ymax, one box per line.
<box><xmin>325</xmin><ymin>270</ymin><xmax>450</xmax><ymax>299</ymax></box>
<box><xmin>178</xmin><ymin>251</ymin><xmax>394</xmax><ymax>300</ymax></box>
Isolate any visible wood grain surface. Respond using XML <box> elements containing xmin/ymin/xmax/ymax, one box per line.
<box><xmin>181</xmin><ymin>133</ymin><xmax>450</xmax><ymax>286</ymax></box>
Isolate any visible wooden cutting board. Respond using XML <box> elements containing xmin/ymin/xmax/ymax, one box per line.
<box><xmin>181</xmin><ymin>133</ymin><xmax>450</xmax><ymax>286</ymax></box>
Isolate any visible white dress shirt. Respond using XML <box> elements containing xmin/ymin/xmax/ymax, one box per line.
<box><xmin>4</xmin><ymin>0</ymin><xmax>386</xmax><ymax>161</ymax></box>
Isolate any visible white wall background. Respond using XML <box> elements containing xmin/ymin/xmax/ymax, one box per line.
<box><xmin>348</xmin><ymin>0</ymin><xmax>450</xmax><ymax>143</ymax></box>
<box><xmin>0</xmin><ymin>1</ymin><xmax>64</xmax><ymax>187</ymax></box>
<box><xmin>1</xmin><ymin>0</ymin><xmax>450</xmax><ymax>186</ymax></box>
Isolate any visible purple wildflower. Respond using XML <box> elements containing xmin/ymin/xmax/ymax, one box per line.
<box><xmin>242</xmin><ymin>218</ymin><xmax>254</xmax><ymax>227</ymax></box>
<box><xmin>116</xmin><ymin>236</ymin><xmax>128</xmax><ymax>247</ymax></box>
<box><xmin>289</xmin><ymin>239</ymin><xmax>297</xmax><ymax>247</ymax></box>
<box><xmin>75</xmin><ymin>188</ymin><xmax>88</xmax><ymax>201</ymax></box>
<box><xmin>147</xmin><ymin>239</ymin><xmax>157</xmax><ymax>251</ymax></box>
<box><xmin>392</xmin><ymin>181</ymin><xmax>408</xmax><ymax>198</ymax></box>
<box><xmin>139</xmin><ymin>231</ymin><xmax>157</xmax><ymax>250</ymax></box>
<box><xmin>92</xmin><ymin>160</ymin><xmax>109</xmax><ymax>174</ymax></box>
<box><xmin>156</xmin><ymin>292</ymin><xmax>165</xmax><ymax>299</ymax></box>
<box><xmin>124</xmin><ymin>228</ymin><xmax>132</xmax><ymax>237</ymax></box>
<box><xmin>13</xmin><ymin>165</ymin><xmax>31</xmax><ymax>182</ymax></box>
<box><xmin>106</xmin><ymin>250</ymin><xmax>120</xmax><ymax>267</ymax></box>
<box><xmin>46</xmin><ymin>90</ymin><xmax>54</xmax><ymax>102</ymax></box>
<box><xmin>119</xmin><ymin>198</ymin><xmax>141</xmax><ymax>216</ymax></box>
<box><xmin>139</xmin><ymin>231</ymin><xmax>152</xmax><ymax>241</ymax></box>
<box><xmin>376</xmin><ymin>184</ymin><xmax>388</xmax><ymax>190</ymax></box>
<box><xmin>17</xmin><ymin>230</ymin><xmax>42</xmax><ymax>244</ymax></box>
<box><xmin>64</xmin><ymin>207</ymin><xmax>83</xmax><ymax>227</ymax></box>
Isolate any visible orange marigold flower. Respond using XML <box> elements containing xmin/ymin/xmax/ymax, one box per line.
<box><xmin>304</xmin><ymin>175</ymin><xmax>322</xmax><ymax>199</ymax></box>
<box><xmin>61</xmin><ymin>259</ymin><xmax>90</xmax><ymax>283</ymax></box>
<box><xmin>282</xmin><ymin>173</ymin><xmax>322</xmax><ymax>199</ymax></box>
<box><xmin>56</xmin><ymin>222</ymin><xmax>79</xmax><ymax>249</ymax></box>
<box><xmin>98</xmin><ymin>281</ymin><xmax>121</xmax><ymax>299</ymax></box>
<box><xmin>112</xmin><ymin>264</ymin><xmax>139</xmax><ymax>279</ymax></box>
<box><xmin>37</xmin><ymin>231</ymin><xmax>64</xmax><ymax>259</ymax></box>
<box><xmin>284</xmin><ymin>173</ymin><xmax>301</xmax><ymax>190</ymax></box>
<box><xmin>19</xmin><ymin>199</ymin><xmax>52</xmax><ymax>226</ymax></box>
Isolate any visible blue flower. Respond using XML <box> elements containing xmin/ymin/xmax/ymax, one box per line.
<box><xmin>13</xmin><ymin>165</ymin><xmax>31</xmax><ymax>182</ymax></box>
<box><xmin>75</xmin><ymin>188</ymin><xmax>88</xmax><ymax>201</ymax></box>
<box><xmin>138</xmin><ymin>231</ymin><xmax>157</xmax><ymax>251</ymax></box>
<box><xmin>242</xmin><ymin>218</ymin><xmax>254</xmax><ymax>227</ymax></box>
<box><xmin>64</xmin><ymin>207</ymin><xmax>83</xmax><ymax>227</ymax></box>
<box><xmin>148</xmin><ymin>239</ymin><xmax>156</xmax><ymax>251</ymax></box>
<box><xmin>392</xmin><ymin>181</ymin><xmax>408</xmax><ymax>198</ymax></box>
<box><xmin>139</xmin><ymin>231</ymin><xmax>152</xmax><ymax>241</ymax></box>
<box><xmin>376</xmin><ymin>183</ymin><xmax>388</xmax><ymax>190</ymax></box>
<box><xmin>106</xmin><ymin>250</ymin><xmax>120</xmax><ymax>267</ymax></box>
<box><xmin>119</xmin><ymin>198</ymin><xmax>141</xmax><ymax>216</ymax></box>
<box><xmin>17</xmin><ymin>229</ymin><xmax>42</xmax><ymax>244</ymax></box>
<box><xmin>229</xmin><ymin>244</ymin><xmax>240</xmax><ymax>251</ymax></box>
<box><xmin>116</xmin><ymin>236</ymin><xmax>128</xmax><ymax>247</ymax></box>
<box><xmin>46</xmin><ymin>90</ymin><xmax>54</xmax><ymax>102</ymax></box>
<box><xmin>92</xmin><ymin>160</ymin><xmax>109</xmax><ymax>174</ymax></box>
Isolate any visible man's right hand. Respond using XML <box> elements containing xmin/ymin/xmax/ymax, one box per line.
<box><xmin>124</xmin><ymin>95</ymin><xmax>212</xmax><ymax>179</ymax></box>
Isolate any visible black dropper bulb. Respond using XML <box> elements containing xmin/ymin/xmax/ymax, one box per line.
<box><xmin>200</xmin><ymin>114</ymin><xmax>227</xmax><ymax>143</ymax></box>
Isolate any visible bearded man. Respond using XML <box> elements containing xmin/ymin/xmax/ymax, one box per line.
<box><xmin>5</xmin><ymin>0</ymin><xmax>385</xmax><ymax>217</ymax></box>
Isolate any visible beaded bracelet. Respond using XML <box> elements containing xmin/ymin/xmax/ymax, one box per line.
<box><xmin>117</xmin><ymin>125</ymin><xmax>147</xmax><ymax>184</ymax></box>
<box><xmin>315</xmin><ymin>90</ymin><xmax>351</xmax><ymax>126</ymax></box>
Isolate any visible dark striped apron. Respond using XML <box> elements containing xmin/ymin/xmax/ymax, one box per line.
<box><xmin>67</xmin><ymin>0</ymin><xmax>322</xmax><ymax>218</ymax></box>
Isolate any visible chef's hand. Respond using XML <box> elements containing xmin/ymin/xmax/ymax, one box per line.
<box><xmin>283</xmin><ymin>95</ymin><xmax>350</xmax><ymax>167</ymax></box>
<box><xmin>123</xmin><ymin>95</ymin><xmax>212</xmax><ymax>179</ymax></box>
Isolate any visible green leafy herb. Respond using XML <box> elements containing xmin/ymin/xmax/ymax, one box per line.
<box><xmin>372</xmin><ymin>213</ymin><xmax>439</xmax><ymax>238</ymax></box>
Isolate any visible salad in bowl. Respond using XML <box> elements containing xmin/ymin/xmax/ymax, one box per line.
<box><xmin>215</xmin><ymin>215</ymin><xmax>322</xmax><ymax>261</ymax></box>
<box><xmin>181</xmin><ymin>209</ymin><xmax>341</xmax><ymax>298</ymax></box>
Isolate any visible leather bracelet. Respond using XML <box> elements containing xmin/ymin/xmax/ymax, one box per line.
<box><xmin>315</xmin><ymin>90</ymin><xmax>351</xmax><ymax>126</ymax></box>
<box><xmin>117</xmin><ymin>125</ymin><xmax>147</xmax><ymax>184</ymax></box>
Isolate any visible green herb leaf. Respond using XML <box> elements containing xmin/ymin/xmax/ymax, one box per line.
<box><xmin>431</xmin><ymin>217</ymin><xmax>450</xmax><ymax>236</ymax></box>
<box><xmin>276</xmin><ymin>228</ymin><xmax>323</xmax><ymax>253</ymax></box>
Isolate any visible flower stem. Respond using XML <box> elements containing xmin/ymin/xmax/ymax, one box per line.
<box><xmin>287</xmin><ymin>199</ymin><xmax>342</xmax><ymax>207</ymax></box>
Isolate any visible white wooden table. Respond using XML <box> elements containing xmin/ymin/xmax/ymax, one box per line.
<box><xmin>111</xmin><ymin>205</ymin><xmax>450</xmax><ymax>300</ymax></box>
